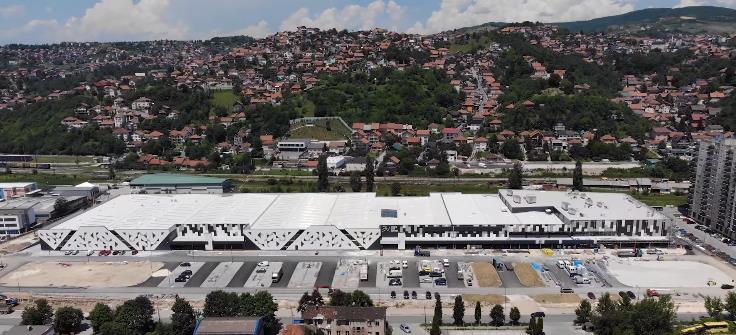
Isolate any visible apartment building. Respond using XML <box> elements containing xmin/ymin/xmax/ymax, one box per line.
<box><xmin>302</xmin><ymin>306</ymin><xmax>387</xmax><ymax>335</ymax></box>
<box><xmin>690</xmin><ymin>137</ymin><xmax>736</xmax><ymax>236</ymax></box>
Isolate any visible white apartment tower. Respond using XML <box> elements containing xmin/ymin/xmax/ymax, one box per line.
<box><xmin>690</xmin><ymin>137</ymin><xmax>736</xmax><ymax>235</ymax></box>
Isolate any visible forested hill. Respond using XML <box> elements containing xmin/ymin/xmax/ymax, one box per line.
<box><xmin>556</xmin><ymin>6</ymin><xmax>736</xmax><ymax>32</ymax></box>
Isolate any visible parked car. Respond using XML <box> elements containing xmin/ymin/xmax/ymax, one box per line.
<box><xmin>587</xmin><ymin>292</ymin><xmax>596</xmax><ymax>300</ymax></box>
<box><xmin>560</xmin><ymin>288</ymin><xmax>574</xmax><ymax>293</ymax></box>
<box><xmin>391</xmin><ymin>291</ymin><xmax>396</xmax><ymax>299</ymax></box>
<box><xmin>722</xmin><ymin>284</ymin><xmax>735</xmax><ymax>290</ymax></box>
<box><xmin>618</xmin><ymin>291</ymin><xmax>628</xmax><ymax>299</ymax></box>
<box><xmin>434</xmin><ymin>278</ymin><xmax>447</xmax><ymax>286</ymax></box>
<box><xmin>403</xmin><ymin>290</ymin><xmax>409</xmax><ymax>299</ymax></box>
<box><xmin>180</xmin><ymin>262</ymin><xmax>191</xmax><ymax>267</ymax></box>
<box><xmin>531</xmin><ymin>312</ymin><xmax>546</xmax><ymax>318</ymax></box>
<box><xmin>411</xmin><ymin>291</ymin><xmax>417</xmax><ymax>299</ymax></box>
<box><xmin>389</xmin><ymin>278</ymin><xmax>402</xmax><ymax>286</ymax></box>
<box><xmin>400</xmin><ymin>324</ymin><xmax>411</xmax><ymax>333</ymax></box>
<box><xmin>626</xmin><ymin>291</ymin><xmax>636</xmax><ymax>299</ymax></box>
<box><xmin>426</xmin><ymin>291</ymin><xmax>432</xmax><ymax>300</ymax></box>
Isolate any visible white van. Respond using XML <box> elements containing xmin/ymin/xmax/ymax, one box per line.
<box><xmin>557</xmin><ymin>260</ymin><xmax>565</xmax><ymax>269</ymax></box>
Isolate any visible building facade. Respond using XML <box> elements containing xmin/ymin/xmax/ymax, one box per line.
<box><xmin>38</xmin><ymin>189</ymin><xmax>670</xmax><ymax>251</ymax></box>
<box><xmin>302</xmin><ymin>306</ymin><xmax>387</xmax><ymax>335</ymax></box>
<box><xmin>690</xmin><ymin>137</ymin><xmax>736</xmax><ymax>236</ymax></box>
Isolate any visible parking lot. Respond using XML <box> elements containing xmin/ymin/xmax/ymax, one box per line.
<box><xmin>245</xmin><ymin>261</ymin><xmax>283</xmax><ymax>288</ymax></box>
<box><xmin>158</xmin><ymin>262</ymin><xmax>205</xmax><ymax>288</ymax></box>
<box><xmin>332</xmin><ymin>259</ymin><xmax>365</xmax><ymax>289</ymax></box>
<box><xmin>288</xmin><ymin>262</ymin><xmax>322</xmax><ymax>288</ymax></box>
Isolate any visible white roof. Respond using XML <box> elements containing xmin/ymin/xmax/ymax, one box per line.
<box><xmin>49</xmin><ymin>190</ymin><xmax>665</xmax><ymax>231</ymax></box>
<box><xmin>75</xmin><ymin>182</ymin><xmax>97</xmax><ymax>188</ymax></box>
<box><xmin>498</xmin><ymin>189</ymin><xmax>667</xmax><ymax>221</ymax></box>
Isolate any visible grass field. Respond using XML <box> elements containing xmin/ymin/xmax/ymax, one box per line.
<box><xmin>630</xmin><ymin>193</ymin><xmax>688</xmax><ymax>207</ymax></box>
<box><xmin>211</xmin><ymin>90</ymin><xmax>239</xmax><ymax>113</ymax></box>
<box><xmin>449</xmin><ymin>35</ymin><xmax>493</xmax><ymax>53</ymax></box>
<box><xmin>289</xmin><ymin>125</ymin><xmax>349</xmax><ymax>141</ymax></box>
<box><xmin>376</xmin><ymin>183</ymin><xmax>499</xmax><ymax>196</ymax></box>
<box><xmin>33</xmin><ymin>155</ymin><xmax>96</xmax><ymax>164</ymax></box>
<box><xmin>0</xmin><ymin>173</ymin><xmax>98</xmax><ymax>186</ymax></box>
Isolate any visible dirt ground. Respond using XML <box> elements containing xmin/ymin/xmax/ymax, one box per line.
<box><xmin>513</xmin><ymin>263</ymin><xmax>545</xmax><ymax>287</ymax></box>
<box><xmin>533</xmin><ymin>294</ymin><xmax>581</xmax><ymax>305</ymax></box>
<box><xmin>462</xmin><ymin>294</ymin><xmax>507</xmax><ymax>305</ymax></box>
<box><xmin>0</xmin><ymin>261</ymin><xmax>162</xmax><ymax>288</ymax></box>
<box><xmin>0</xmin><ymin>234</ymin><xmax>38</xmax><ymax>255</ymax></box>
<box><xmin>471</xmin><ymin>262</ymin><xmax>502</xmax><ymax>287</ymax></box>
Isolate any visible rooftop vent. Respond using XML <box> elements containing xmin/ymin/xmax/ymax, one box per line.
<box><xmin>545</xmin><ymin>208</ymin><xmax>553</xmax><ymax>214</ymax></box>
<box><xmin>596</xmin><ymin>202</ymin><xmax>603</xmax><ymax>208</ymax></box>
<box><xmin>512</xmin><ymin>195</ymin><xmax>521</xmax><ymax>203</ymax></box>
<box><xmin>568</xmin><ymin>207</ymin><xmax>577</xmax><ymax>215</ymax></box>
<box><xmin>561</xmin><ymin>201</ymin><xmax>570</xmax><ymax>211</ymax></box>
<box><xmin>506</xmin><ymin>190</ymin><xmax>514</xmax><ymax>196</ymax></box>
<box><xmin>585</xmin><ymin>198</ymin><xmax>593</xmax><ymax>207</ymax></box>
<box><xmin>524</xmin><ymin>195</ymin><xmax>537</xmax><ymax>204</ymax></box>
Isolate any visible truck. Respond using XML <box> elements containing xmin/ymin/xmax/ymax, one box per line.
<box><xmin>617</xmin><ymin>248</ymin><xmax>643</xmax><ymax>258</ymax></box>
<box><xmin>387</xmin><ymin>269</ymin><xmax>403</xmax><ymax>278</ymax></box>
<box><xmin>414</xmin><ymin>247</ymin><xmax>430</xmax><ymax>257</ymax></box>
<box><xmin>359</xmin><ymin>263</ymin><xmax>369</xmax><ymax>281</ymax></box>
<box><xmin>271</xmin><ymin>269</ymin><xmax>283</xmax><ymax>283</ymax></box>
<box><xmin>574</xmin><ymin>276</ymin><xmax>591</xmax><ymax>284</ymax></box>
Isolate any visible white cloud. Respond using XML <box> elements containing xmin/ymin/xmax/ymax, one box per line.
<box><xmin>7</xmin><ymin>0</ymin><xmax>188</xmax><ymax>43</ymax></box>
<box><xmin>408</xmin><ymin>0</ymin><xmax>636</xmax><ymax>34</ymax></box>
<box><xmin>0</xmin><ymin>4</ymin><xmax>24</xmax><ymax>18</ymax></box>
<box><xmin>279</xmin><ymin>0</ymin><xmax>405</xmax><ymax>32</ymax></box>
<box><xmin>676</xmin><ymin>0</ymin><xmax>736</xmax><ymax>7</ymax></box>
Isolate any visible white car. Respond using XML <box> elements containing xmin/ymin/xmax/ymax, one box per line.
<box><xmin>257</xmin><ymin>261</ymin><xmax>269</xmax><ymax>267</ymax></box>
<box><xmin>402</xmin><ymin>260</ymin><xmax>408</xmax><ymax>268</ymax></box>
<box><xmin>442</xmin><ymin>259</ymin><xmax>450</xmax><ymax>267</ymax></box>
<box><xmin>400</xmin><ymin>324</ymin><xmax>411</xmax><ymax>333</ymax></box>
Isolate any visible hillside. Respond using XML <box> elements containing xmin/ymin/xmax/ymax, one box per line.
<box><xmin>556</xmin><ymin>6</ymin><xmax>736</xmax><ymax>33</ymax></box>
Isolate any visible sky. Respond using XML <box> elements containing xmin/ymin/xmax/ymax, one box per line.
<box><xmin>0</xmin><ymin>0</ymin><xmax>735</xmax><ymax>44</ymax></box>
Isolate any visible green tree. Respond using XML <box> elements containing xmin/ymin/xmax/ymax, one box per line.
<box><xmin>705</xmin><ymin>296</ymin><xmax>724</xmax><ymax>319</ymax></box>
<box><xmin>317</xmin><ymin>154</ymin><xmax>329</xmax><ymax>192</ymax></box>
<box><xmin>114</xmin><ymin>296</ymin><xmax>154</xmax><ymax>335</ymax></box>
<box><xmin>452</xmin><ymin>295</ymin><xmax>465</xmax><ymax>326</ymax></box>
<box><xmin>509</xmin><ymin>306</ymin><xmax>520</xmax><ymax>325</ymax></box>
<box><xmin>391</xmin><ymin>182</ymin><xmax>401</xmax><ymax>196</ymax></box>
<box><xmin>726</xmin><ymin>292</ymin><xmax>736</xmax><ymax>320</ymax></box>
<box><xmin>89</xmin><ymin>303</ymin><xmax>114</xmax><ymax>333</ymax></box>
<box><xmin>53</xmin><ymin>306</ymin><xmax>84</xmax><ymax>334</ymax></box>
<box><xmin>171</xmin><ymin>297</ymin><xmax>196</xmax><ymax>335</ymax></box>
<box><xmin>349</xmin><ymin>171</ymin><xmax>362</xmax><ymax>192</ymax></box>
<box><xmin>350</xmin><ymin>290</ymin><xmax>374</xmax><ymax>307</ymax></box>
<box><xmin>575</xmin><ymin>300</ymin><xmax>592</xmax><ymax>324</ymax></box>
<box><xmin>500</xmin><ymin>138</ymin><xmax>523</xmax><ymax>160</ymax></box>
<box><xmin>528</xmin><ymin>317</ymin><xmax>537</xmax><ymax>334</ymax></box>
<box><xmin>433</xmin><ymin>296</ymin><xmax>443</xmax><ymax>326</ymax></box>
<box><xmin>629</xmin><ymin>295</ymin><xmax>677</xmax><ymax>335</ymax></box>
<box><xmin>490</xmin><ymin>304</ymin><xmax>505</xmax><ymax>327</ymax></box>
<box><xmin>591</xmin><ymin>293</ymin><xmax>625</xmax><ymax>335</ymax></box>
<box><xmin>204</xmin><ymin>290</ymin><xmax>239</xmax><ymax>317</ymax></box>
<box><xmin>53</xmin><ymin>198</ymin><xmax>70</xmax><ymax>217</ymax></box>
<box><xmin>508</xmin><ymin>161</ymin><xmax>524</xmax><ymax>189</ymax></box>
<box><xmin>364</xmin><ymin>156</ymin><xmax>375</xmax><ymax>192</ymax></box>
<box><xmin>474</xmin><ymin>301</ymin><xmax>481</xmax><ymax>325</ymax></box>
<box><xmin>21</xmin><ymin>299</ymin><xmax>53</xmax><ymax>325</ymax></box>
<box><xmin>329</xmin><ymin>290</ymin><xmax>352</xmax><ymax>306</ymax></box>
<box><xmin>99</xmin><ymin>321</ymin><xmax>133</xmax><ymax>335</ymax></box>
<box><xmin>573</xmin><ymin>160</ymin><xmax>584</xmax><ymax>191</ymax></box>
<box><xmin>252</xmin><ymin>291</ymin><xmax>280</xmax><ymax>335</ymax></box>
